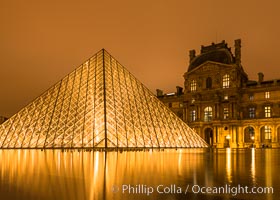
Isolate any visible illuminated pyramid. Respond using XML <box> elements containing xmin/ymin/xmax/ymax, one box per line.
<box><xmin>0</xmin><ymin>49</ymin><xmax>207</xmax><ymax>149</ymax></box>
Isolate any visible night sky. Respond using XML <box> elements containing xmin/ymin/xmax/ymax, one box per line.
<box><xmin>1</xmin><ymin>0</ymin><xmax>280</xmax><ymax>117</ymax></box>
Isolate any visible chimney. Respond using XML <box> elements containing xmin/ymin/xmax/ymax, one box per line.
<box><xmin>189</xmin><ymin>50</ymin><xmax>196</xmax><ymax>63</ymax></box>
<box><xmin>176</xmin><ymin>86</ymin><xmax>183</xmax><ymax>95</ymax></box>
<box><xmin>156</xmin><ymin>89</ymin><xmax>163</xmax><ymax>97</ymax></box>
<box><xmin>258</xmin><ymin>72</ymin><xmax>264</xmax><ymax>83</ymax></box>
<box><xmin>234</xmin><ymin>39</ymin><xmax>241</xmax><ymax>66</ymax></box>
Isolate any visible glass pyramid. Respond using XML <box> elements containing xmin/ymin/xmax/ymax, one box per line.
<box><xmin>0</xmin><ymin>49</ymin><xmax>208</xmax><ymax>149</ymax></box>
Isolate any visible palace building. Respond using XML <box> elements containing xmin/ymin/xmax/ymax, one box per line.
<box><xmin>157</xmin><ymin>39</ymin><xmax>280</xmax><ymax>148</ymax></box>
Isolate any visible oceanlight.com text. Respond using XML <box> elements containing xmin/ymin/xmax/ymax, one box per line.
<box><xmin>112</xmin><ymin>184</ymin><xmax>274</xmax><ymax>196</ymax></box>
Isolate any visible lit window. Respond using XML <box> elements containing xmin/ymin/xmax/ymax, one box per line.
<box><xmin>190</xmin><ymin>80</ymin><xmax>197</xmax><ymax>92</ymax></box>
<box><xmin>222</xmin><ymin>74</ymin><xmax>230</xmax><ymax>88</ymax></box>
<box><xmin>190</xmin><ymin>110</ymin><xmax>196</xmax><ymax>122</ymax></box>
<box><xmin>248</xmin><ymin>126</ymin><xmax>255</xmax><ymax>140</ymax></box>
<box><xmin>264</xmin><ymin>126</ymin><xmax>271</xmax><ymax>139</ymax></box>
<box><xmin>223</xmin><ymin>107</ymin><xmax>229</xmax><ymax>119</ymax></box>
<box><xmin>249</xmin><ymin>94</ymin><xmax>254</xmax><ymax>101</ymax></box>
<box><xmin>224</xmin><ymin>94</ymin><xmax>228</xmax><ymax>100</ymax></box>
<box><xmin>265</xmin><ymin>106</ymin><xmax>271</xmax><ymax>118</ymax></box>
<box><xmin>249</xmin><ymin>107</ymin><xmax>255</xmax><ymax>118</ymax></box>
<box><xmin>206</xmin><ymin>77</ymin><xmax>212</xmax><ymax>89</ymax></box>
<box><xmin>204</xmin><ymin>106</ymin><xmax>212</xmax><ymax>122</ymax></box>
<box><xmin>265</xmin><ymin>91</ymin><xmax>270</xmax><ymax>99</ymax></box>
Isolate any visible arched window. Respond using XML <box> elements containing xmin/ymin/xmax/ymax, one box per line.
<box><xmin>204</xmin><ymin>106</ymin><xmax>212</xmax><ymax>122</ymax></box>
<box><xmin>264</xmin><ymin>126</ymin><xmax>271</xmax><ymax>140</ymax></box>
<box><xmin>223</xmin><ymin>74</ymin><xmax>230</xmax><ymax>88</ymax></box>
<box><xmin>190</xmin><ymin>80</ymin><xmax>197</xmax><ymax>92</ymax></box>
<box><xmin>206</xmin><ymin>77</ymin><xmax>212</xmax><ymax>89</ymax></box>
<box><xmin>244</xmin><ymin>126</ymin><xmax>255</xmax><ymax>143</ymax></box>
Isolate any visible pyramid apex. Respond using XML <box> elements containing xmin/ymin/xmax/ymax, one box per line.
<box><xmin>0</xmin><ymin>49</ymin><xmax>208</xmax><ymax>149</ymax></box>
<box><xmin>98</xmin><ymin>48</ymin><xmax>110</xmax><ymax>56</ymax></box>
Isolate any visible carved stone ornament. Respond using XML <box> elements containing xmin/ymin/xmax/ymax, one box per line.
<box><xmin>215</xmin><ymin>75</ymin><xmax>221</xmax><ymax>84</ymax></box>
<box><xmin>197</xmin><ymin>63</ymin><xmax>219</xmax><ymax>72</ymax></box>
<box><xmin>230</xmin><ymin>70</ymin><xmax>236</xmax><ymax>81</ymax></box>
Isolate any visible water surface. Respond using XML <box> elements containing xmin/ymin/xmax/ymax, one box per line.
<box><xmin>0</xmin><ymin>148</ymin><xmax>279</xmax><ymax>200</ymax></box>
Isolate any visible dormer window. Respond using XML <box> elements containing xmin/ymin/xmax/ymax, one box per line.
<box><xmin>249</xmin><ymin>94</ymin><xmax>254</xmax><ymax>101</ymax></box>
<box><xmin>222</xmin><ymin>74</ymin><xmax>230</xmax><ymax>88</ymax></box>
<box><xmin>206</xmin><ymin>77</ymin><xmax>212</xmax><ymax>89</ymax></box>
<box><xmin>265</xmin><ymin>91</ymin><xmax>270</xmax><ymax>99</ymax></box>
<box><xmin>190</xmin><ymin>80</ymin><xmax>197</xmax><ymax>92</ymax></box>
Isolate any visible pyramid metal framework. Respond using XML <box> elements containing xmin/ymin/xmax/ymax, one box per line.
<box><xmin>0</xmin><ymin>49</ymin><xmax>208</xmax><ymax>149</ymax></box>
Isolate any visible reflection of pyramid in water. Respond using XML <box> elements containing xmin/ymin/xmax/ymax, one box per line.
<box><xmin>0</xmin><ymin>49</ymin><xmax>207</xmax><ymax>149</ymax></box>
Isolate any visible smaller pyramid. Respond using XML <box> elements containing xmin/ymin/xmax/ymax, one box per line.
<box><xmin>0</xmin><ymin>49</ymin><xmax>208</xmax><ymax>149</ymax></box>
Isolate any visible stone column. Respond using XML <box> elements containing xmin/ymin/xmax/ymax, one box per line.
<box><xmin>231</xmin><ymin>103</ymin><xmax>234</xmax><ymax>119</ymax></box>
<box><xmin>212</xmin><ymin>126</ymin><xmax>216</xmax><ymax>146</ymax></box>
<box><xmin>228</xmin><ymin>126</ymin><xmax>233</xmax><ymax>148</ymax></box>
<box><xmin>216</xmin><ymin>126</ymin><xmax>223</xmax><ymax>148</ymax></box>
<box><xmin>276</xmin><ymin>127</ymin><xmax>280</xmax><ymax>147</ymax></box>
<box><xmin>231</xmin><ymin>126</ymin><xmax>238</xmax><ymax>148</ymax></box>
<box><xmin>276</xmin><ymin>127</ymin><xmax>279</xmax><ymax>143</ymax></box>
<box><xmin>183</xmin><ymin>107</ymin><xmax>187</xmax><ymax>122</ymax></box>
<box><xmin>254</xmin><ymin>126</ymin><xmax>261</xmax><ymax>148</ymax></box>
<box><xmin>197</xmin><ymin>106</ymin><xmax>200</xmax><ymax>121</ymax></box>
<box><xmin>272</xmin><ymin>125</ymin><xmax>278</xmax><ymax>148</ymax></box>
<box><xmin>216</xmin><ymin>103</ymin><xmax>219</xmax><ymax>119</ymax></box>
<box><xmin>238</xmin><ymin>126</ymin><xmax>244</xmax><ymax>148</ymax></box>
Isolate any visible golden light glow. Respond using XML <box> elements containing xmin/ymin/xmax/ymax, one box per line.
<box><xmin>251</xmin><ymin>148</ymin><xmax>256</xmax><ymax>184</ymax></box>
<box><xmin>226</xmin><ymin>148</ymin><xmax>232</xmax><ymax>183</ymax></box>
<box><xmin>3</xmin><ymin>149</ymin><xmax>214</xmax><ymax>199</ymax></box>
<box><xmin>0</xmin><ymin>50</ymin><xmax>208</xmax><ymax>149</ymax></box>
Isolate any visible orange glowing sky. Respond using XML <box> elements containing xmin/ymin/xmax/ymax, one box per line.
<box><xmin>1</xmin><ymin>0</ymin><xmax>280</xmax><ymax>117</ymax></box>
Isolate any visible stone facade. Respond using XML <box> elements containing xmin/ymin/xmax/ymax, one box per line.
<box><xmin>158</xmin><ymin>39</ymin><xmax>280</xmax><ymax>148</ymax></box>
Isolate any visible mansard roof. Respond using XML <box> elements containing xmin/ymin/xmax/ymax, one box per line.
<box><xmin>188</xmin><ymin>41</ymin><xmax>235</xmax><ymax>72</ymax></box>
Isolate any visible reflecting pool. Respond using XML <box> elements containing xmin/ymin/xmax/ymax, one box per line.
<box><xmin>0</xmin><ymin>148</ymin><xmax>279</xmax><ymax>200</ymax></box>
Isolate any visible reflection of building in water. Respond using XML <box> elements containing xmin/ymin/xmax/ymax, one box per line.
<box><xmin>0</xmin><ymin>50</ymin><xmax>207</xmax><ymax>149</ymax></box>
<box><xmin>0</xmin><ymin>149</ymin><xmax>207</xmax><ymax>200</ymax></box>
<box><xmin>158</xmin><ymin>39</ymin><xmax>280</xmax><ymax>148</ymax></box>
<box><xmin>0</xmin><ymin>149</ymin><xmax>277</xmax><ymax>200</ymax></box>
<box><xmin>226</xmin><ymin>148</ymin><xmax>232</xmax><ymax>183</ymax></box>
<box><xmin>0</xmin><ymin>150</ymin><xmax>105</xmax><ymax>200</ymax></box>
